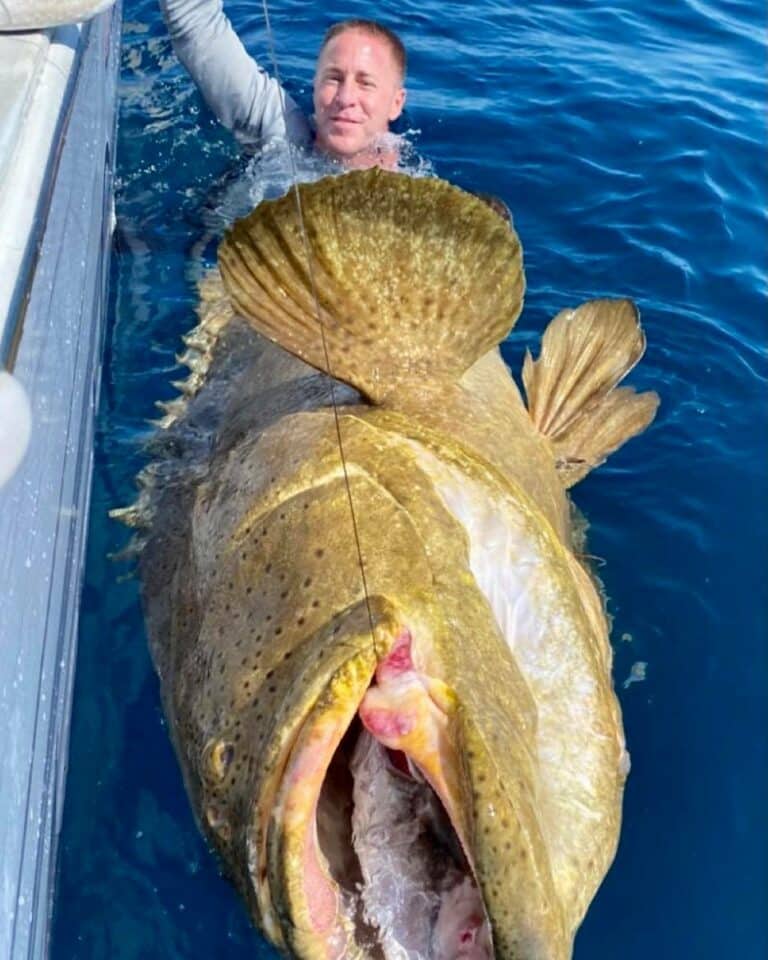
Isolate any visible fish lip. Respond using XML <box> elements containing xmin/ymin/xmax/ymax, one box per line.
<box><xmin>250</xmin><ymin>646</ymin><xmax>377</xmax><ymax>955</ymax></box>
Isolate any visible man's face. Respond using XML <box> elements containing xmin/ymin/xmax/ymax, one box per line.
<box><xmin>313</xmin><ymin>29</ymin><xmax>406</xmax><ymax>162</ymax></box>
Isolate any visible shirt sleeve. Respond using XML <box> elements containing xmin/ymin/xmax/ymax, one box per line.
<box><xmin>159</xmin><ymin>0</ymin><xmax>312</xmax><ymax>147</ymax></box>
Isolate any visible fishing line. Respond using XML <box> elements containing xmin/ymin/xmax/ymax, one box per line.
<box><xmin>259</xmin><ymin>0</ymin><xmax>378</xmax><ymax>642</ymax></box>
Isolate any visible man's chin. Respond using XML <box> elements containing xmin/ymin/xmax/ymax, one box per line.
<box><xmin>318</xmin><ymin>132</ymin><xmax>367</xmax><ymax>160</ymax></box>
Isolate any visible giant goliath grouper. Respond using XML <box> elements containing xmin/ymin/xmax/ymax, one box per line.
<box><xmin>121</xmin><ymin>169</ymin><xmax>658</xmax><ymax>960</ymax></box>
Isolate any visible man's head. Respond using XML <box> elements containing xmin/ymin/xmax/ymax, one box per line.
<box><xmin>313</xmin><ymin>20</ymin><xmax>407</xmax><ymax>164</ymax></box>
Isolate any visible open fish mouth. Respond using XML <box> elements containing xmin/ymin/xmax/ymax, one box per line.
<box><xmin>262</xmin><ymin>629</ymin><xmax>492</xmax><ymax>960</ymax></box>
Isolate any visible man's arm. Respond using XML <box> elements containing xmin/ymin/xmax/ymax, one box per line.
<box><xmin>159</xmin><ymin>0</ymin><xmax>311</xmax><ymax>146</ymax></box>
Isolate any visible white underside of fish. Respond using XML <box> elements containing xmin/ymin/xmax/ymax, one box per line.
<box><xmin>406</xmin><ymin>442</ymin><xmax>629</xmax><ymax>918</ymax></box>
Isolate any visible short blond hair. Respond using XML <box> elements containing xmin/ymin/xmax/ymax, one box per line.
<box><xmin>321</xmin><ymin>20</ymin><xmax>407</xmax><ymax>81</ymax></box>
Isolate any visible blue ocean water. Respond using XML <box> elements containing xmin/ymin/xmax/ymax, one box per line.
<box><xmin>51</xmin><ymin>1</ymin><xmax>767</xmax><ymax>957</ymax></box>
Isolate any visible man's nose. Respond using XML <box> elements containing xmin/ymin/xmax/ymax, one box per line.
<box><xmin>333</xmin><ymin>77</ymin><xmax>357</xmax><ymax>107</ymax></box>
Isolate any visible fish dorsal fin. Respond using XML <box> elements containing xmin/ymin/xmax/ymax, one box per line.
<box><xmin>522</xmin><ymin>299</ymin><xmax>659</xmax><ymax>487</ymax></box>
<box><xmin>218</xmin><ymin>169</ymin><xmax>524</xmax><ymax>404</ymax></box>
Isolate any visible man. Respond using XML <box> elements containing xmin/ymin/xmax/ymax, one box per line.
<box><xmin>159</xmin><ymin>1</ymin><xmax>407</xmax><ymax>168</ymax></box>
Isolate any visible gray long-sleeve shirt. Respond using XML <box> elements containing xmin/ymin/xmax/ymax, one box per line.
<box><xmin>159</xmin><ymin>0</ymin><xmax>312</xmax><ymax>147</ymax></box>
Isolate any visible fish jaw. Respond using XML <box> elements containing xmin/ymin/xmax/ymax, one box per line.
<box><xmin>357</xmin><ymin>630</ymin><xmax>494</xmax><ymax>957</ymax></box>
<box><xmin>259</xmin><ymin>615</ymin><xmax>497</xmax><ymax>960</ymax></box>
<box><xmin>356</xmin><ymin>631</ymin><xmax>570</xmax><ymax>958</ymax></box>
<box><xmin>268</xmin><ymin>648</ymin><xmax>376</xmax><ymax>960</ymax></box>
<box><xmin>358</xmin><ymin>629</ymin><xmax>470</xmax><ymax>848</ymax></box>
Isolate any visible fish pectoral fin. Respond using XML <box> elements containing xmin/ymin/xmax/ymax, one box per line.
<box><xmin>522</xmin><ymin>298</ymin><xmax>659</xmax><ymax>487</ymax></box>
<box><xmin>218</xmin><ymin>169</ymin><xmax>524</xmax><ymax>404</ymax></box>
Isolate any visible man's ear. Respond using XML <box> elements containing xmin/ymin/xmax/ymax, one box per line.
<box><xmin>388</xmin><ymin>86</ymin><xmax>406</xmax><ymax>122</ymax></box>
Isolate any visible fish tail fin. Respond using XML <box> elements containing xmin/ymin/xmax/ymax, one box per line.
<box><xmin>522</xmin><ymin>299</ymin><xmax>659</xmax><ymax>487</ymax></box>
<box><xmin>218</xmin><ymin>169</ymin><xmax>524</xmax><ymax>404</ymax></box>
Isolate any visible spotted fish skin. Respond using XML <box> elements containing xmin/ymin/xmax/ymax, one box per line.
<box><xmin>137</xmin><ymin>171</ymin><xmax>658</xmax><ymax>959</ymax></box>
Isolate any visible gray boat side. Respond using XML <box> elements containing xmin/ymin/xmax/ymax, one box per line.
<box><xmin>0</xmin><ymin>4</ymin><xmax>121</xmax><ymax>958</ymax></box>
